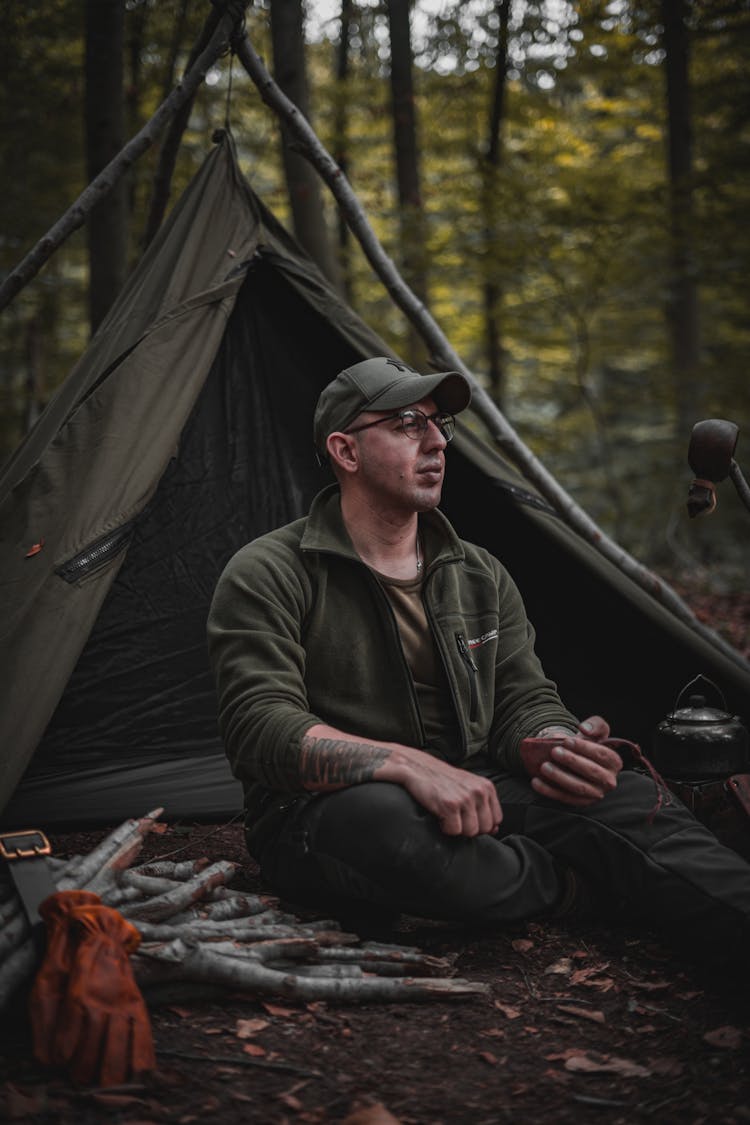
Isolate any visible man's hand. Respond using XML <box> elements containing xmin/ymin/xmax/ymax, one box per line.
<box><xmin>383</xmin><ymin>749</ymin><xmax>503</xmax><ymax>838</ymax></box>
<box><xmin>520</xmin><ymin>716</ymin><xmax>623</xmax><ymax>807</ymax></box>
<box><xmin>301</xmin><ymin>723</ymin><xmax>502</xmax><ymax>837</ymax></box>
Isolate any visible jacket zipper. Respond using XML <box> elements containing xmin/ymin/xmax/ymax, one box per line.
<box><xmin>455</xmin><ymin>632</ymin><xmax>478</xmax><ymax>723</ymax></box>
<box><xmin>55</xmin><ymin>522</ymin><xmax>134</xmax><ymax>584</ymax></box>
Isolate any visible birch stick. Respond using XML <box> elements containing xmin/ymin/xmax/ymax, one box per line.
<box><xmin>139</xmin><ymin>937</ymin><xmax>489</xmax><ymax>1001</ymax></box>
<box><xmin>132</xmin><ymin>859</ymin><xmax>211</xmax><ymax>879</ymax></box>
<box><xmin>234</xmin><ymin>32</ymin><xmax>750</xmax><ymax>675</ymax></box>
<box><xmin>133</xmin><ymin>919</ymin><xmax>324</xmax><ymax>942</ymax></box>
<box><xmin>121</xmin><ymin>860</ymin><xmax>237</xmax><ymax>922</ymax></box>
<box><xmin>56</xmin><ymin>809</ymin><xmax>164</xmax><ymax>891</ymax></box>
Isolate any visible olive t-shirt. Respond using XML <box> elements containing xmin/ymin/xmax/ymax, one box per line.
<box><xmin>375</xmin><ymin>570</ymin><xmax>462</xmax><ymax>761</ymax></box>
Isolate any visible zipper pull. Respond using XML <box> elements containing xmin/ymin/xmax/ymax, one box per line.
<box><xmin>456</xmin><ymin>632</ymin><xmax>478</xmax><ymax>671</ymax></box>
<box><xmin>455</xmin><ymin>632</ymin><xmax>478</xmax><ymax>722</ymax></box>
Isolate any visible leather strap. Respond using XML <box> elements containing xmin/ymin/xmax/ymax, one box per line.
<box><xmin>0</xmin><ymin>830</ymin><xmax>57</xmax><ymax>947</ymax></box>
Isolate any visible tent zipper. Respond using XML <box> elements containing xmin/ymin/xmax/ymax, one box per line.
<box><xmin>455</xmin><ymin>632</ymin><xmax>478</xmax><ymax>723</ymax></box>
<box><xmin>56</xmin><ymin>522</ymin><xmax>135</xmax><ymax>584</ymax></box>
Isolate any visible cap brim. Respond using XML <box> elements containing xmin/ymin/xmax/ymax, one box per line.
<box><xmin>368</xmin><ymin>371</ymin><xmax>471</xmax><ymax>416</ymax></box>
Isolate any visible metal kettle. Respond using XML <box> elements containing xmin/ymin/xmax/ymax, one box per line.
<box><xmin>653</xmin><ymin>675</ymin><xmax>750</xmax><ymax>781</ymax></box>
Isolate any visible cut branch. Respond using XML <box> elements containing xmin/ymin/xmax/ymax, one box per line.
<box><xmin>233</xmin><ymin>32</ymin><xmax>750</xmax><ymax>675</ymax></box>
<box><xmin>0</xmin><ymin>2</ymin><xmax>249</xmax><ymax>314</ymax></box>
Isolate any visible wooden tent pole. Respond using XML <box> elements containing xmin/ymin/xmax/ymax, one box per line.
<box><xmin>0</xmin><ymin>0</ymin><xmax>250</xmax><ymax>315</ymax></box>
<box><xmin>234</xmin><ymin>32</ymin><xmax>749</xmax><ymax>674</ymax></box>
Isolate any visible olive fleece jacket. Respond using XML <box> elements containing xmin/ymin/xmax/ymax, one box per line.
<box><xmin>207</xmin><ymin>485</ymin><xmax>577</xmax><ymax>828</ymax></box>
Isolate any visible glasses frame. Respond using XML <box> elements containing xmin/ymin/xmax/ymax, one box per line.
<box><xmin>344</xmin><ymin>408</ymin><xmax>455</xmax><ymax>443</ymax></box>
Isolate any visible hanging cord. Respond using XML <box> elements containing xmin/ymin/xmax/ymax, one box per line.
<box><xmin>224</xmin><ymin>46</ymin><xmax>235</xmax><ymax>130</ymax></box>
<box><xmin>221</xmin><ymin>2</ymin><xmax>247</xmax><ymax>132</ymax></box>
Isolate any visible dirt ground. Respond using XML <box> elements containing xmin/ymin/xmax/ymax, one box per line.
<box><xmin>2</xmin><ymin>816</ymin><xmax>749</xmax><ymax>1125</ymax></box>
<box><xmin>2</xmin><ymin>583</ymin><xmax>749</xmax><ymax>1124</ymax></box>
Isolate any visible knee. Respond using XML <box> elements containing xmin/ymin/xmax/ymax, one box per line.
<box><xmin>311</xmin><ymin>782</ymin><xmax>424</xmax><ymax>862</ymax></box>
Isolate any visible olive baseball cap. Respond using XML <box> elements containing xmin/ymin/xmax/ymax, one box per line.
<box><xmin>314</xmin><ymin>356</ymin><xmax>471</xmax><ymax>453</ymax></box>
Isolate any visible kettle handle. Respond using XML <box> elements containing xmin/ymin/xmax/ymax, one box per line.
<box><xmin>673</xmin><ymin>673</ymin><xmax>728</xmax><ymax>714</ymax></box>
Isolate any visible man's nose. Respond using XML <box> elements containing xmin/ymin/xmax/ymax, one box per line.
<box><xmin>422</xmin><ymin>418</ymin><xmax>447</xmax><ymax>450</ymax></box>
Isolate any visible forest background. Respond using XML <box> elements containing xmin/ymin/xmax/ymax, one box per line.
<box><xmin>1</xmin><ymin>0</ymin><xmax>749</xmax><ymax>593</ymax></box>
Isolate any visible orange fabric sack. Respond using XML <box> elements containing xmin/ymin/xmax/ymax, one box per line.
<box><xmin>30</xmin><ymin>890</ymin><xmax>155</xmax><ymax>1085</ymax></box>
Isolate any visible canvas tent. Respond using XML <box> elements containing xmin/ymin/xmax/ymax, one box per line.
<box><xmin>2</xmin><ymin>132</ymin><xmax>749</xmax><ymax>830</ymax></box>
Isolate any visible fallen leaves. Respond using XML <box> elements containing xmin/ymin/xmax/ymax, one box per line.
<box><xmin>545</xmin><ymin>957</ymin><xmax>574</xmax><ymax>975</ymax></box>
<box><xmin>235</xmin><ymin>1018</ymin><xmax>270</xmax><ymax>1039</ymax></box>
<box><xmin>493</xmin><ymin>1000</ymin><xmax>522</xmax><ymax>1019</ymax></box>
<box><xmin>341</xmin><ymin>1103</ymin><xmax>402</xmax><ymax>1125</ymax></box>
<box><xmin>703</xmin><ymin>1026</ymin><xmax>743</xmax><ymax>1050</ymax></box>
<box><xmin>556</xmin><ymin>1004</ymin><xmax>606</xmax><ymax>1024</ymax></box>
<box><xmin>548</xmin><ymin>1049</ymin><xmax>651</xmax><ymax>1078</ymax></box>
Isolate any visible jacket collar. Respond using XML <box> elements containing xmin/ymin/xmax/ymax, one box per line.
<box><xmin>300</xmin><ymin>484</ymin><xmax>466</xmax><ymax>568</ymax></box>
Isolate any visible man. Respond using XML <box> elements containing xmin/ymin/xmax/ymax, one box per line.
<box><xmin>208</xmin><ymin>357</ymin><xmax>750</xmax><ymax>955</ymax></box>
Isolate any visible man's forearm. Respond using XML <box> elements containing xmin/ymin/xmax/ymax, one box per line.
<box><xmin>299</xmin><ymin>728</ymin><xmax>392</xmax><ymax>789</ymax></box>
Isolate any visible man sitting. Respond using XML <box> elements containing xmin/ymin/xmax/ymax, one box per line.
<box><xmin>208</xmin><ymin>357</ymin><xmax>750</xmax><ymax>958</ymax></box>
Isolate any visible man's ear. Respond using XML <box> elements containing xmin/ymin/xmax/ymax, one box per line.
<box><xmin>326</xmin><ymin>432</ymin><xmax>359</xmax><ymax>475</ymax></box>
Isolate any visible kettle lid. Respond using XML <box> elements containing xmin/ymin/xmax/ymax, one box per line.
<box><xmin>670</xmin><ymin>692</ymin><xmax>732</xmax><ymax>725</ymax></box>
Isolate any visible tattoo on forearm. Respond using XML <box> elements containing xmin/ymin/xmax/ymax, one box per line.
<box><xmin>299</xmin><ymin>734</ymin><xmax>391</xmax><ymax>788</ymax></box>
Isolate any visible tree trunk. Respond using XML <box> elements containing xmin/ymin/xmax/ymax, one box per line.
<box><xmin>85</xmin><ymin>0</ymin><xmax>128</xmax><ymax>335</ymax></box>
<box><xmin>481</xmin><ymin>0</ymin><xmax>511</xmax><ymax>408</ymax></box>
<box><xmin>334</xmin><ymin>0</ymin><xmax>354</xmax><ymax>302</ymax></box>
<box><xmin>270</xmin><ymin>0</ymin><xmax>341</xmax><ymax>289</ymax></box>
<box><xmin>661</xmin><ymin>0</ymin><xmax>701</xmax><ymax>441</ymax></box>
<box><xmin>386</xmin><ymin>0</ymin><xmax>428</xmax><ymax>361</ymax></box>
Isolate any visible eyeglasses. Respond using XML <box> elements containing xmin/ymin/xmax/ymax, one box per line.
<box><xmin>345</xmin><ymin>408</ymin><xmax>456</xmax><ymax>442</ymax></box>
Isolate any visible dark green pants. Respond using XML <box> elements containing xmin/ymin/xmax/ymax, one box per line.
<box><xmin>253</xmin><ymin>770</ymin><xmax>750</xmax><ymax>957</ymax></box>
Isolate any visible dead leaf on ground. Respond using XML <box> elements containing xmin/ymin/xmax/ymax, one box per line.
<box><xmin>703</xmin><ymin>1026</ymin><xmax>743</xmax><ymax>1050</ymax></box>
<box><xmin>580</xmin><ymin>976</ymin><xmax>616</xmax><ymax>993</ymax></box>
<box><xmin>546</xmin><ymin>1048</ymin><xmax>588</xmax><ymax>1061</ymax></box>
<box><xmin>481</xmin><ymin>1028</ymin><xmax>506</xmax><ymax>1039</ymax></box>
<box><xmin>564</xmin><ymin>1052</ymin><xmax>651</xmax><ymax>1078</ymax></box>
<box><xmin>236</xmin><ymin>1017</ymin><xmax>270</xmax><ymax>1039</ymax></box>
<box><xmin>478</xmin><ymin>1050</ymin><xmax>499</xmax><ymax>1065</ymax></box>
<box><xmin>651</xmin><ymin>1057</ymin><xmax>685</xmax><ymax>1077</ymax></box>
<box><xmin>556</xmin><ymin>1004</ymin><xmax>606</xmax><ymax>1024</ymax></box>
<box><xmin>493</xmin><ymin>1001</ymin><xmax>522</xmax><ymax>1019</ymax></box>
<box><xmin>569</xmin><ymin>963</ymin><xmax>610</xmax><ymax>985</ymax></box>
<box><xmin>278</xmin><ymin>1091</ymin><xmax>305</xmax><ymax>1111</ymax></box>
<box><xmin>341</xmin><ymin>1103</ymin><xmax>403</xmax><ymax>1125</ymax></box>
<box><xmin>242</xmin><ymin>1042</ymin><xmax>267</xmax><ymax>1057</ymax></box>
<box><xmin>263</xmin><ymin>1002</ymin><xmax>297</xmax><ymax>1017</ymax></box>
<box><xmin>511</xmin><ymin>938</ymin><xmax>534</xmax><ymax>953</ymax></box>
<box><xmin>545</xmin><ymin>957</ymin><xmax>573</xmax><ymax>975</ymax></box>
<box><xmin>629</xmin><ymin>979</ymin><xmax>671</xmax><ymax>991</ymax></box>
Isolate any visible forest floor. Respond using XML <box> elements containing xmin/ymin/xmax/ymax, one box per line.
<box><xmin>2</xmin><ymin>584</ymin><xmax>750</xmax><ymax>1125</ymax></box>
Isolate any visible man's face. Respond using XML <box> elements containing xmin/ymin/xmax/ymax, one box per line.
<box><xmin>350</xmin><ymin>395</ymin><xmax>448</xmax><ymax>515</ymax></box>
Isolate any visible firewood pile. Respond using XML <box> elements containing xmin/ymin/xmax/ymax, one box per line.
<box><xmin>1</xmin><ymin>809</ymin><xmax>488</xmax><ymax>1010</ymax></box>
